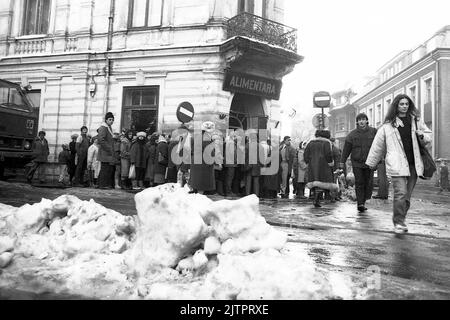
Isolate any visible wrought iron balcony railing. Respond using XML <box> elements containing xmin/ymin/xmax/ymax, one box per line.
<box><xmin>226</xmin><ymin>12</ymin><xmax>297</xmax><ymax>53</ymax></box>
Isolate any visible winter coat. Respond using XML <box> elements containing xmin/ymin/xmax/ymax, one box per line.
<box><xmin>341</xmin><ymin>126</ymin><xmax>377</xmax><ymax>168</ymax></box>
<box><xmin>130</xmin><ymin>139</ymin><xmax>148</xmax><ymax>169</ymax></box>
<box><xmin>97</xmin><ymin>123</ymin><xmax>115</xmax><ymax>163</ymax></box>
<box><xmin>331</xmin><ymin>145</ymin><xmax>342</xmax><ymax>172</ymax></box>
<box><xmin>113</xmin><ymin>138</ymin><xmax>121</xmax><ymax>165</ymax></box>
<box><xmin>87</xmin><ymin>144</ymin><xmax>101</xmax><ymax>179</ymax></box>
<box><xmin>120</xmin><ymin>137</ymin><xmax>133</xmax><ymax>178</ymax></box>
<box><xmin>279</xmin><ymin>143</ymin><xmax>296</xmax><ymax>174</ymax></box>
<box><xmin>154</xmin><ymin>141</ymin><xmax>169</xmax><ymax>175</ymax></box>
<box><xmin>145</xmin><ymin>142</ymin><xmax>157</xmax><ymax>181</ymax></box>
<box><xmin>244</xmin><ymin>141</ymin><xmax>261</xmax><ymax>177</ymax></box>
<box><xmin>75</xmin><ymin>134</ymin><xmax>90</xmax><ymax>162</ymax></box>
<box><xmin>293</xmin><ymin>148</ymin><xmax>307</xmax><ymax>183</ymax></box>
<box><xmin>189</xmin><ymin>135</ymin><xmax>215</xmax><ymax>191</ymax></box>
<box><xmin>32</xmin><ymin>137</ymin><xmax>49</xmax><ymax>162</ymax></box>
<box><xmin>304</xmin><ymin>137</ymin><xmax>336</xmax><ymax>191</ymax></box>
<box><xmin>260</xmin><ymin>143</ymin><xmax>279</xmax><ymax>191</ymax></box>
<box><xmin>366</xmin><ymin>116</ymin><xmax>432</xmax><ymax>177</ymax></box>
<box><xmin>58</xmin><ymin>149</ymin><xmax>71</xmax><ymax>165</ymax></box>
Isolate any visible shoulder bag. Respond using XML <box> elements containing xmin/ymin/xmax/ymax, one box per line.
<box><xmin>415</xmin><ymin>119</ymin><xmax>436</xmax><ymax>179</ymax></box>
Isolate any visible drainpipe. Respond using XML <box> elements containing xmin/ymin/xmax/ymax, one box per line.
<box><xmin>103</xmin><ymin>0</ymin><xmax>115</xmax><ymax>115</ymax></box>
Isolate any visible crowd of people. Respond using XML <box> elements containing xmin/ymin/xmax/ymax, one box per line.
<box><xmin>25</xmin><ymin>94</ymin><xmax>448</xmax><ymax>234</ymax></box>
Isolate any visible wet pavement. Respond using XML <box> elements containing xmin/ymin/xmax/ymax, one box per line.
<box><xmin>1</xmin><ymin>180</ymin><xmax>450</xmax><ymax>299</ymax></box>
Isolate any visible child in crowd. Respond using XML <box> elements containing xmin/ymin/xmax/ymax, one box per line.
<box><xmin>58</xmin><ymin>144</ymin><xmax>71</xmax><ymax>185</ymax></box>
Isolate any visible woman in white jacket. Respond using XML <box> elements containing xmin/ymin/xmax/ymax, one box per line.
<box><xmin>87</xmin><ymin>136</ymin><xmax>101</xmax><ymax>187</ymax></box>
<box><xmin>366</xmin><ymin>94</ymin><xmax>432</xmax><ymax>234</ymax></box>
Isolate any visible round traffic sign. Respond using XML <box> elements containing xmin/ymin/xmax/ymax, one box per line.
<box><xmin>312</xmin><ymin>113</ymin><xmax>329</xmax><ymax>129</ymax></box>
<box><xmin>176</xmin><ymin>102</ymin><xmax>195</xmax><ymax>123</ymax></box>
<box><xmin>313</xmin><ymin>91</ymin><xmax>331</xmax><ymax>108</ymax></box>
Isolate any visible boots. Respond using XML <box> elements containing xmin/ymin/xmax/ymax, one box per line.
<box><xmin>132</xmin><ymin>180</ymin><xmax>139</xmax><ymax>190</ymax></box>
<box><xmin>313</xmin><ymin>189</ymin><xmax>322</xmax><ymax>208</ymax></box>
<box><xmin>137</xmin><ymin>180</ymin><xmax>144</xmax><ymax>190</ymax></box>
<box><xmin>121</xmin><ymin>179</ymin><xmax>128</xmax><ymax>190</ymax></box>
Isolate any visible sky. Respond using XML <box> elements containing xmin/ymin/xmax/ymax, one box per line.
<box><xmin>280</xmin><ymin>0</ymin><xmax>450</xmax><ymax>133</ymax></box>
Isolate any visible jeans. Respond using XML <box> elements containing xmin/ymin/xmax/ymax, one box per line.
<box><xmin>58</xmin><ymin>164</ymin><xmax>68</xmax><ymax>183</ymax></box>
<box><xmin>245</xmin><ymin>173</ymin><xmax>260</xmax><ymax>196</ymax></box>
<box><xmin>280</xmin><ymin>161</ymin><xmax>289</xmax><ymax>195</ymax></box>
<box><xmin>391</xmin><ymin>167</ymin><xmax>418</xmax><ymax>226</ymax></box>
<box><xmin>377</xmin><ymin>161</ymin><xmax>389</xmax><ymax>197</ymax></box>
<box><xmin>353</xmin><ymin>167</ymin><xmax>374</xmax><ymax>206</ymax></box>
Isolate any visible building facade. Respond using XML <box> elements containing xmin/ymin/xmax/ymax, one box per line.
<box><xmin>330</xmin><ymin>25</ymin><xmax>450</xmax><ymax>160</ymax></box>
<box><xmin>0</xmin><ymin>0</ymin><xmax>302</xmax><ymax>162</ymax></box>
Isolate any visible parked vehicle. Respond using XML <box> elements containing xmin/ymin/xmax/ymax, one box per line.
<box><xmin>0</xmin><ymin>79</ymin><xmax>38</xmax><ymax>179</ymax></box>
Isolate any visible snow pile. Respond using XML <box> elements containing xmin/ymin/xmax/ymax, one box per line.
<box><xmin>128</xmin><ymin>184</ymin><xmax>287</xmax><ymax>275</ymax></box>
<box><xmin>0</xmin><ymin>195</ymin><xmax>136</xmax><ymax>270</ymax></box>
<box><xmin>0</xmin><ymin>185</ymin><xmax>362</xmax><ymax>299</ymax></box>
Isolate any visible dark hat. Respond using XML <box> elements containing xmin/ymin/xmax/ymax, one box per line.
<box><xmin>105</xmin><ymin>112</ymin><xmax>115</xmax><ymax>121</ymax></box>
<box><xmin>80</xmin><ymin>126</ymin><xmax>88</xmax><ymax>132</ymax></box>
<box><xmin>356</xmin><ymin>113</ymin><xmax>368</xmax><ymax>121</ymax></box>
<box><xmin>38</xmin><ymin>131</ymin><xmax>46</xmax><ymax>136</ymax></box>
<box><xmin>283</xmin><ymin>136</ymin><xmax>291</xmax><ymax>142</ymax></box>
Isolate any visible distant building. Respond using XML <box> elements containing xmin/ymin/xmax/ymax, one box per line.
<box><xmin>329</xmin><ymin>89</ymin><xmax>357</xmax><ymax>150</ymax></box>
<box><xmin>0</xmin><ymin>0</ymin><xmax>303</xmax><ymax>162</ymax></box>
<box><xmin>330</xmin><ymin>25</ymin><xmax>450</xmax><ymax>160</ymax></box>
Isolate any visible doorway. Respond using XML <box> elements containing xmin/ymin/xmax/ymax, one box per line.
<box><xmin>229</xmin><ymin>93</ymin><xmax>267</xmax><ymax>130</ymax></box>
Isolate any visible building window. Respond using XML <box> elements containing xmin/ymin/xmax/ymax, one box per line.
<box><xmin>425</xmin><ymin>78</ymin><xmax>432</xmax><ymax>104</ymax></box>
<box><xmin>376</xmin><ymin>104</ymin><xmax>382</xmax><ymax>127</ymax></box>
<box><xmin>128</xmin><ymin>0</ymin><xmax>163</xmax><ymax>28</ymax></box>
<box><xmin>408</xmin><ymin>86</ymin><xmax>416</xmax><ymax>105</ymax></box>
<box><xmin>335</xmin><ymin>116</ymin><xmax>345</xmax><ymax>132</ymax></box>
<box><xmin>122</xmin><ymin>86</ymin><xmax>159</xmax><ymax>134</ymax></box>
<box><xmin>23</xmin><ymin>0</ymin><xmax>51</xmax><ymax>35</ymax></box>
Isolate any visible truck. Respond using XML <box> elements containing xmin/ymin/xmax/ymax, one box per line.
<box><xmin>0</xmin><ymin>79</ymin><xmax>39</xmax><ymax>179</ymax></box>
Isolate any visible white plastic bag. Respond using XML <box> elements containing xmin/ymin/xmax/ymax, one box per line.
<box><xmin>129</xmin><ymin>164</ymin><xmax>136</xmax><ymax>179</ymax></box>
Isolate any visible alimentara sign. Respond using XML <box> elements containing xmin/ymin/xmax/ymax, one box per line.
<box><xmin>223</xmin><ymin>71</ymin><xmax>282</xmax><ymax>100</ymax></box>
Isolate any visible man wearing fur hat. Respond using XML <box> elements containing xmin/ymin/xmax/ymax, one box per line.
<box><xmin>340</xmin><ymin>113</ymin><xmax>377</xmax><ymax>212</ymax></box>
<box><xmin>97</xmin><ymin>112</ymin><xmax>116</xmax><ymax>189</ymax></box>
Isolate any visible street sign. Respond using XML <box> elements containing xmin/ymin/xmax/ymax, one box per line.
<box><xmin>176</xmin><ymin>102</ymin><xmax>195</xmax><ymax>123</ymax></box>
<box><xmin>312</xmin><ymin>113</ymin><xmax>329</xmax><ymax>129</ymax></box>
<box><xmin>313</xmin><ymin>91</ymin><xmax>331</xmax><ymax>108</ymax></box>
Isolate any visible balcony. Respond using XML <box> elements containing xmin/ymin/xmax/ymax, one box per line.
<box><xmin>226</xmin><ymin>12</ymin><xmax>297</xmax><ymax>53</ymax></box>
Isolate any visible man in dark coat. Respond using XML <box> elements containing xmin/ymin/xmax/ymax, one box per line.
<box><xmin>74</xmin><ymin>126</ymin><xmax>90</xmax><ymax>187</ymax></box>
<box><xmin>27</xmin><ymin>131</ymin><xmax>49</xmax><ymax>183</ymax></box>
<box><xmin>97</xmin><ymin>112</ymin><xmax>116</xmax><ymax>189</ymax></box>
<box><xmin>68</xmin><ymin>134</ymin><xmax>78</xmax><ymax>185</ymax></box>
<box><xmin>189</xmin><ymin>121</ymin><xmax>215</xmax><ymax>194</ymax></box>
<box><xmin>304</xmin><ymin>130</ymin><xmax>337</xmax><ymax>207</ymax></box>
<box><xmin>279</xmin><ymin>136</ymin><xmax>296</xmax><ymax>198</ymax></box>
<box><xmin>340</xmin><ymin>113</ymin><xmax>378</xmax><ymax>212</ymax></box>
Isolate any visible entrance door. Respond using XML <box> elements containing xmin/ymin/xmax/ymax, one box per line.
<box><xmin>229</xmin><ymin>93</ymin><xmax>267</xmax><ymax>130</ymax></box>
<box><xmin>122</xmin><ymin>86</ymin><xmax>159</xmax><ymax>134</ymax></box>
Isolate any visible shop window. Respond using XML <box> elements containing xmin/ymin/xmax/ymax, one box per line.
<box><xmin>23</xmin><ymin>0</ymin><xmax>51</xmax><ymax>35</ymax></box>
<box><xmin>122</xmin><ymin>86</ymin><xmax>159</xmax><ymax>134</ymax></box>
<box><xmin>128</xmin><ymin>0</ymin><xmax>163</xmax><ymax>28</ymax></box>
<box><xmin>408</xmin><ymin>86</ymin><xmax>416</xmax><ymax>105</ymax></box>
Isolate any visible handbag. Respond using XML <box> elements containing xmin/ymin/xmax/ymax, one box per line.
<box><xmin>129</xmin><ymin>164</ymin><xmax>136</xmax><ymax>179</ymax></box>
<box><xmin>415</xmin><ymin>119</ymin><xmax>436</xmax><ymax>179</ymax></box>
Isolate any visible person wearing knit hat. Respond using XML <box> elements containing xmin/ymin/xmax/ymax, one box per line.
<box><xmin>97</xmin><ymin>112</ymin><xmax>116</xmax><ymax>189</ymax></box>
<box><xmin>137</xmin><ymin>131</ymin><xmax>147</xmax><ymax>138</ymax></box>
<box><xmin>73</xmin><ymin>125</ymin><xmax>90</xmax><ymax>187</ymax></box>
<box><xmin>340</xmin><ymin>112</ymin><xmax>377</xmax><ymax>212</ymax></box>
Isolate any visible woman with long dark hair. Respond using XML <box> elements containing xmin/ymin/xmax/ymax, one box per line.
<box><xmin>366</xmin><ymin>94</ymin><xmax>432</xmax><ymax>234</ymax></box>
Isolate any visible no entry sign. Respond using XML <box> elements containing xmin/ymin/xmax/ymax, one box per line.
<box><xmin>313</xmin><ymin>91</ymin><xmax>331</xmax><ymax>108</ymax></box>
<box><xmin>176</xmin><ymin>102</ymin><xmax>194</xmax><ymax>123</ymax></box>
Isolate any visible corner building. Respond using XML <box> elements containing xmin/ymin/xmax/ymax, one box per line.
<box><xmin>0</xmin><ymin>0</ymin><xmax>303</xmax><ymax>162</ymax></box>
